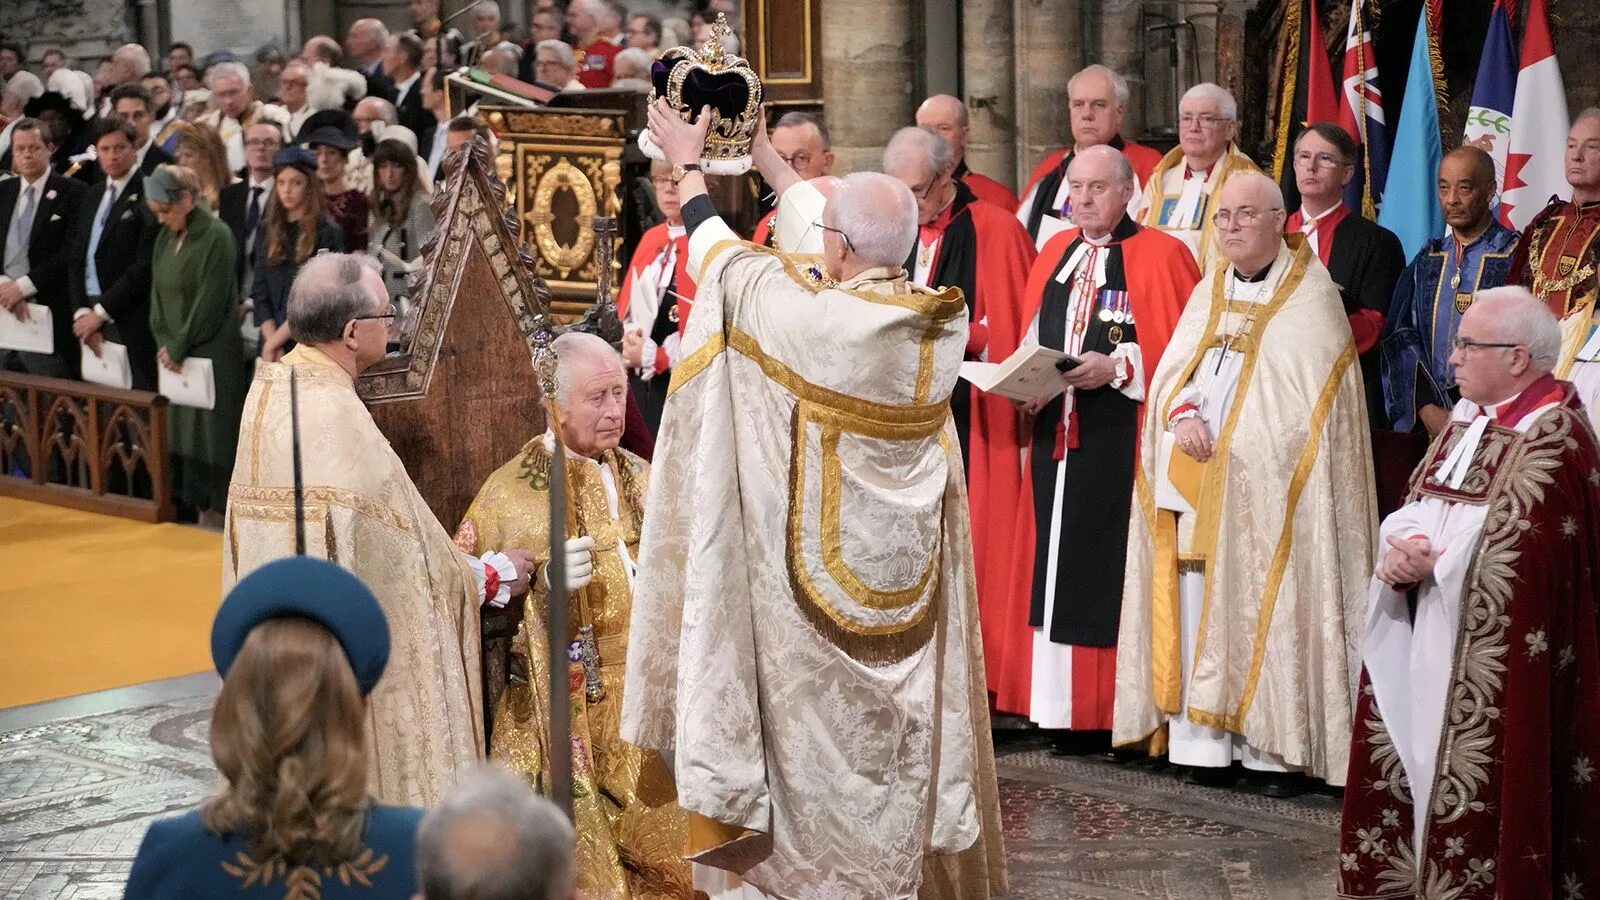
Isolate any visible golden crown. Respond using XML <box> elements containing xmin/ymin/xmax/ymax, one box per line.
<box><xmin>646</xmin><ymin>14</ymin><xmax>764</xmax><ymax>173</ymax></box>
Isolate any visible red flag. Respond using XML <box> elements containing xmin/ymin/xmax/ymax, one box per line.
<box><xmin>1305</xmin><ymin>0</ymin><xmax>1338</xmax><ymax>125</ymax></box>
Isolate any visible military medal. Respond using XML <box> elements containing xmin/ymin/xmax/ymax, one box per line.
<box><xmin>1107</xmin><ymin>325</ymin><xmax>1124</xmax><ymax>344</ymax></box>
<box><xmin>1099</xmin><ymin>308</ymin><xmax>1114</xmax><ymax>322</ymax></box>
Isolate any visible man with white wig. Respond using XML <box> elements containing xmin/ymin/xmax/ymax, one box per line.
<box><xmin>620</xmin><ymin>100</ymin><xmax>1002</xmax><ymax>899</ymax></box>
<box><xmin>1133</xmin><ymin>82</ymin><xmax>1263</xmax><ymax>273</ymax></box>
<box><xmin>1340</xmin><ymin>287</ymin><xmax>1600</xmax><ymax>900</ymax></box>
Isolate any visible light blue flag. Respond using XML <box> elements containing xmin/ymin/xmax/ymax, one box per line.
<box><xmin>1377</xmin><ymin>5</ymin><xmax>1444</xmax><ymax>260</ymax></box>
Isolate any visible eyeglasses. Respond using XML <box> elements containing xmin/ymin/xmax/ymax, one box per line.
<box><xmin>244</xmin><ymin>138</ymin><xmax>281</xmax><ymax>149</ymax></box>
<box><xmin>1452</xmin><ymin>337</ymin><xmax>1522</xmax><ymax>353</ymax></box>
<box><xmin>1293</xmin><ymin>150</ymin><xmax>1346</xmax><ymax>170</ymax></box>
<box><xmin>1211</xmin><ymin>206</ymin><xmax>1281</xmax><ymax>228</ymax></box>
<box><xmin>1179</xmin><ymin>113</ymin><xmax>1229</xmax><ymax>129</ymax></box>
<box><xmin>648</xmin><ymin>175</ymin><xmax>677</xmax><ymax>189</ymax></box>
<box><xmin>778</xmin><ymin>152</ymin><xmax>813</xmax><ymax>170</ymax></box>
<box><xmin>811</xmin><ymin>219</ymin><xmax>855</xmax><ymax>253</ymax></box>
<box><xmin>907</xmin><ymin>178</ymin><xmax>944</xmax><ymax>200</ymax></box>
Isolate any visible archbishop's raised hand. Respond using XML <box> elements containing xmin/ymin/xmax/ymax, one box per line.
<box><xmin>648</xmin><ymin>99</ymin><xmax>713</xmax><ymax>168</ymax></box>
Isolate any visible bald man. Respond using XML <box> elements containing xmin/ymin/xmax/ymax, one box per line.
<box><xmin>1342</xmin><ymin>288</ymin><xmax>1600</xmax><ymax>900</ymax></box>
<box><xmin>1510</xmin><ymin>110</ymin><xmax>1600</xmax><ymax>430</ymax></box>
<box><xmin>623</xmin><ymin>100</ymin><xmax>999</xmax><ymax>899</ymax></box>
<box><xmin>917</xmin><ymin>93</ymin><xmax>1019</xmax><ymax>211</ymax></box>
<box><xmin>1384</xmin><ymin>146</ymin><xmax>1519</xmax><ymax>436</ymax></box>
<box><xmin>1018</xmin><ymin>64</ymin><xmax>1163</xmax><ymax>248</ymax></box>
<box><xmin>1117</xmin><ymin>172</ymin><xmax>1376</xmax><ymax>797</ymax></box>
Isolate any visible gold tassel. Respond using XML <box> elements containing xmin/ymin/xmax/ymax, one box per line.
<box><xmin>1271</xmin><ymin>0</ymin><xmax>1304</xmax><ymax>184</ymax></box>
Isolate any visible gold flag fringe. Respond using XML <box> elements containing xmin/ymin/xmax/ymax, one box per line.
<box><xmin>1271</xmin><ymin>0</ymin><xmax>1304</xmax><ymax>183</ymax></box>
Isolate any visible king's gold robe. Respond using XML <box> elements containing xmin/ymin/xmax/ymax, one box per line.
<box><xmin>456</xmin><ymin>436</ymin><xmax>691</xmax><ymax>899</ymax></box>
<box><xmin>1114</xmin><ymin>239</ymin><xmax>1377</xmax><ymax>783</ymax></box>
<box><xmin>223</xmin><ymin>344</ymin><xmax>483</xmax><ymax>807</ymax></box>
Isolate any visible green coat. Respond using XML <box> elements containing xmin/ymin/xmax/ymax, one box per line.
<box><xmin>149</xmin><ymin>205</ymin><xmax>246</xmax><ymax>513</ymax></box>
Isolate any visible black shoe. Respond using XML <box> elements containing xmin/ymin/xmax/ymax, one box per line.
<box><xmin>1182</xmin><ymin>764</ymin><xmax>1238</xmax><ymax>788</ymax></box>
<box><xmin>1248</xmin><ymin>772</ymin><xmax>1306</xmax><ymax>798</ymax></box>
<box><xmin>1050</xmin><ymin>730</ymin><xmax>1111</xmax><ymax>757</ymax></box>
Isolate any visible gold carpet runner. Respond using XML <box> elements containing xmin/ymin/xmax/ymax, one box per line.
<box><xmin>0</xmin><ymin>497</ymin><xmax>221</xmax><ymax>707</ymax></box>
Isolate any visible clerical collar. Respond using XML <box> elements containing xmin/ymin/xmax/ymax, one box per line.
<box><xmin>1184</xmin><ymin>161</ymin><xmax>1216</xmax><ymax>181</ymax></box>
<box><xmin>1482</xmin><ymin>373</ymin><xmax>1563</xmax><ymax>424</ymax></box>
<box><xmin>1232</xmin><ymin>264</ymin><xmax>1271</xmax><ymax>283</ymax></box>
<box><xmin>666</xmin><ymin>222</ymin><xmax>686</xmax><ymax>239</ymax></box>
<box><xmin>1083</xmin><ymin>214</ymin><xmax>1139</xmax><ymax>246</ymax></box>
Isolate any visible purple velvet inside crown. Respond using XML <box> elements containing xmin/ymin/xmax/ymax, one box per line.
<box><xmin>651</xmin><ymin>58</ymin><xmax>755</xmax><ymax>122</ymax></box>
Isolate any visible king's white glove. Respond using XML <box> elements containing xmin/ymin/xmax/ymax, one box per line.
<box><xmin>542</xmin><ymin>535</ymin><xmax>596</xmax><ymax>591</ymax></box>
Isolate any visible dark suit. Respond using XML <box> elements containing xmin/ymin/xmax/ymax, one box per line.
<box><xmin>1324</xmin><ymin>214</ymin><xmax>1406</xmax><ymax>429</ymax></box>
<box><xmin>360</xmin><ymin>61</ymin><xmax>398</xmax><ymax>104</ymax></box>
<box><xmin>218</xmin><ymin>178</ymin><xmax>271</xmax><ymax>294</ymax></box>
<box><xmin>0</xmin><ymin>172</ymin><xmax>89</xmax><ymax>377</ymax></box>
<box><xmin>71</xmin><ymin>143</ymin><xmax>174</xmax><ymax>188</ymax></box>
<box><xmin>393</xmin><ymin>73</ymin><xmax>430</xmax><ymax>136</ymax></box>
<box><xmin>67</xmin><ymin>174</ymin><xmax>161</xmax><ymax>389</ymax></box>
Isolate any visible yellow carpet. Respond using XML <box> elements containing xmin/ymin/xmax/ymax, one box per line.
<box><xmin>0</xmin><ymin>497</ymin><xmax>222</xmax><ymax>708</ymax></box>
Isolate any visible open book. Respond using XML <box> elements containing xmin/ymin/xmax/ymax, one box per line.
<box><xmin>959</xmin><ymin>344</ymin><xmax>1078</xmax><ymax>403</ymax></box>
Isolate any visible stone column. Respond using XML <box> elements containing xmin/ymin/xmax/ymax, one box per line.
<box><xmin>1099</xmin><ymin>0</ymin><xmax>1148</xmax><ymax>139</ymax></box>
<box><xmin>1012</xmin><ymin>0</ymin><xmax>1083</xmax><ymax>181</ymax></box>
<box><xmin>819</xmin><ymin>0</ymin><xmax>917</xmax><ymax>174</ymax></box>
<box><xmin>961</xmin><ymin>0</ymin><xmax>1018</xmax><ymax>189</ymax></box>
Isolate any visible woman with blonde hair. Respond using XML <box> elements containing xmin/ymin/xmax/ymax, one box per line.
<box><xmin>175</xmin><ymin>122</ymin><xmax>234</xmax><ymax>209</ymax></box>
<box><xmin>250</xmin><ymin>146</ymin><xmax>343</xmax><ymax>361</ymax></box>
<box><xmin>124</xmin><ymin>556</ymin><xmax>424</xmax><ymax>897</ymax></box>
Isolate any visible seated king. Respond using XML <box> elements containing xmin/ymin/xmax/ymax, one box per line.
<box><xmin>454</xmin><ymin>332</ymin><xmax>691</xmax><ymax>898</ymax></box>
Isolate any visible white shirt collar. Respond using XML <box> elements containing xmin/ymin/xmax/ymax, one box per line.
<box><xmin>666</xmin><ymin>222</ymin><xmax>686</xmax><ymax>239</ymax></box>
<box><xmin>396</xmin><ymin>70</ymin><xmax>421</xmax><ymax>95</ymax></box>
<box><xmin>16</xmin><ymin>171</ymin><xmax>48</xmax><ymax>194</ymax></box>
<box><xmin>248</xmin><ymin>174</ymin><xmax>273</xmax><ymax>191</ymax></box>
<box><xmin>1299</xmin><ymin>201</ymin><xmax>1343</xmax><ymax>226</ymax></box>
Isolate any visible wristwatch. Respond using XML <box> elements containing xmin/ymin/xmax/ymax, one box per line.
<box><xmin>671</xmin><ymin>162</ymin><xmax>702</xmax><ymax>185</ymax></box>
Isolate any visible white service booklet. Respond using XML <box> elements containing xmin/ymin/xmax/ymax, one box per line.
<box><xmin>80</xmin><ymin>341</ymin><xmax>132</xmax><ymax>389</ymax></box>
<box><xmin>959</xmin><ymin>343</ymin><xmax>1078</xmax><ymax>403</ymax></box>
<box><xmin>159</xmin><ymin>357</ymin><xmax>216</xmax><ymax>410</ymax></box>
<box><xmin>0</xmin><ymin>303</ymin><xmax>54</xmax><ymax>354</ymax></box>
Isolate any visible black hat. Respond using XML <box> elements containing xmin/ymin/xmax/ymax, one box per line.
<box><xmin>272</xmin><ymin>145</ymin><xmax>318</xmax><ymax>175</ymax></box>
<box><xmin>23</xmin><ymin>91</ymin><xmax>81</xmax><ymax>122</ymax></box>
<box><xmin>296</xmin><ymin>108</ymin><xmax>359</xmax><ymax>151</ymax></box>
<box><xmin>211</xmin><ymin>557</ymin><xmax>391</xmax><ymax>696</ymax></box>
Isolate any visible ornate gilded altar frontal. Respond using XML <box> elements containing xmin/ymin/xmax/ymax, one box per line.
<box><xmin>483</xmin><ymin>106</ymin><xmax>626</xmax><ymax>316</ymax></box>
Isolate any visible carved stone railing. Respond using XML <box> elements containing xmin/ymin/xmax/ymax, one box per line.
<box><xmin>0</xmin><ymin>372</ymin><xmax>173</xmax><ymax>522</ymax></box>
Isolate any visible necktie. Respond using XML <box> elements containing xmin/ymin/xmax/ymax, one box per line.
<box><xmin>86</xmin><ymin>183</ymin><xmax>117</xmax><ymax>296</ymax></box>
<box><xmin>245</xmin><ymin>186</ymin><xmax>264</xmax><ymax>239</ymax></box>
<box><xmin>4</xmin><ymin>184</ymin><xmax>37</xmax><ymax>279</ymax></box>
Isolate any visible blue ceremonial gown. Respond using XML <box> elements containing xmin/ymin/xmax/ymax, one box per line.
<box><xmin>1381</xmin><ymin>221</ymin><xmax>1519</xmax><ymax>431</ymax></box>
<box><xmin>123</xmin><ymin>804</ymin><xmax>423</xmax><ymax>898</ymax></box>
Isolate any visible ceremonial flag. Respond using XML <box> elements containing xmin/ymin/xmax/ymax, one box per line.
<box><xmin>1462</xmin><ymin>0</ymin><xmax>1517</xmax><ymax>213</ymax></box>
<box><xmin>1336</xmin><ymin>0</ymin><xmax>1390</xmax><ymax>218</ymax></box>
<box><xmin>1273</xmin><ymin>0</ymin><xmax>1339</xmax><ymax>211</ymax></box>
<box><xmin>1377</xmin><ymin>4</ymin><xmax>1445</xmax><ymax>260</ymax></box>
<box><xmin>1501</xmin><ymin>0</ymin><xmax>1569</xmax><ymax>230</ymax></box>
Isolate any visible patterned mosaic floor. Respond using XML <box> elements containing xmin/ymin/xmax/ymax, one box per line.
<box><xmin>0</xmin><ymin>680</ymin><xmax>1341</xmax><ymax>899</ymax></box>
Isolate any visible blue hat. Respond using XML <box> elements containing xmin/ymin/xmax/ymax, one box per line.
<box><xmin>211</xmin><ymin>557</ymin><xmax>391</xmax><ymax>696</ymax></box>
<box><xmin>272</xmin><ymin>145</ymin><xmax>318</xmax><ymax>176</ymax></box>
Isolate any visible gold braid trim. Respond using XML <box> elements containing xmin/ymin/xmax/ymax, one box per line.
<box><xmin>1271</xmin><ymin>0</ymin><xmax>1304</xmax><ymax>185</ymax></box>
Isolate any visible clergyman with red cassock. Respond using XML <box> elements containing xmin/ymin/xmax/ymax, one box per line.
<box><xmin>1339</xmin><ymin>287</ymin><xmax>1600</xmax><ymax>900</ymax></box>
<box><xmin>882</xmin><ymin>125</ymin><xmax>1036</xmax><ymax>710</ymax></box>
<box><xmin>990</xmin><ymin>144</ymin><xmax>1196</xmax><ymax>729</ymax></box>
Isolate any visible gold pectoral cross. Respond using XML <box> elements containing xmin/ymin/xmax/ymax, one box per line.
<box><xmin>577</xmin><ymin>625</ymin><xmax>605</xmax><ymax>703</ymax></box>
